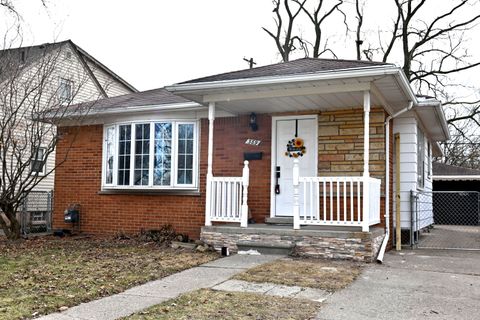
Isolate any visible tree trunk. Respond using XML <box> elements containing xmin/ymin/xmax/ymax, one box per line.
<box><xmin>0</xmin><ymin>205</ymin><xmax>22</xmax><ymax>240</ymax></box>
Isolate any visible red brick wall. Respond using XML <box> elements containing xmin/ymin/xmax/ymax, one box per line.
<box><xmin>206</xmin><ymin>115</ymin><xmax>272</xmax><ymax>222</ymax></box>
<box><xmin>53</xmin><ymin>110</ymin><xmax>392</xmax><ymax>242</ymax></box>
<box><xmin>53</xmin><ymin>115</ymin><xmax>272</xmax><ymax>239</ymax></box>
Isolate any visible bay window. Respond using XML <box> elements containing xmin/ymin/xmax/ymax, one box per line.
<box><xmin>103</xmin><ymin>121</ymin><xmax>198</xmax><ymax>189</ymax></box>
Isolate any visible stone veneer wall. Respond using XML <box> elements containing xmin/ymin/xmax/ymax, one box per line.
<box><xmin>201</xmin><ymin>226</ymin><xmax>385</xmax><ymax>263</ymax></box>
<box><xmin>318</xmin><ymin>108</ymin><xmax>386</xmax><ymax>193</ymax></box>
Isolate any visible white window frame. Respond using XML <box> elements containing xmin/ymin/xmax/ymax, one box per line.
<box><xmin>102</xmin><ymin>120</ymin><xmax>199</xmax><ymax>190</ymax></box>
<box><xmin>427</xmin><ymin>142</ymin><xmax>432</xmax><ymax>179</ymax></box>
<box><xmin>31</xmin><ymin>147</ymin><xmax>46</xmax><ymax>176</ymax></box>
<box><xmin>417</xmin><ymin>126</ymin><xmax>425</xmax><ymax>189</ymax></box>
<box><xmin>103</xmin><ymin>125</ymin><xmax>116</xmax><ymax>186</ymax></box>
<box><xmin>173</xmin><ymin>122</ymin><xmax>197</xmax><ymax>188</ymax></box>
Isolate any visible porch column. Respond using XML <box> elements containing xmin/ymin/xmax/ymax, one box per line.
<box><xmin>205</xmin><ymin>102</ymin><xmax>215</xmax><ymax>226</ymax></box>
<box><xmin>362</xmin><ymin>91</ymin><xmax>370</xmax><ymax>232</ymax></box>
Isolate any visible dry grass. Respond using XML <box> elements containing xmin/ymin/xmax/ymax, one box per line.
<box><xmin>0</xmin><ymin>237</ymin><xmax>218</xmax><ymax>319</ymax></box>
<box><xmin>124</xmin><ymin>289</ymin><xmax>320</xmax><ymax>320</ymax></box>
<box><xmin>233</xmin><ymin>257</ymin><xmax>363</xmax><ymax>292</ymax></box>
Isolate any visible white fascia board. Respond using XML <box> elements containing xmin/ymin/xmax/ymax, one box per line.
<box><xmin>50</xmin><ymin>102</ymin><xmax>205</xmax><ymax>123</ymax></box>
<box><xmin>416</xmin><ymin>99</ymin><xmax>450</xmax><ymax>141</ymax></box>
<box><xmin>85</xmin><ymin>102</ymin><xmax>203</xmax><ymax>117</ymax></box>
<box><xmin>167</xmin><ymin>65</ymin><xmax>405</xmax><ymax>94</ymax></box>
<box><xmin>110</xmin><ymin>102</ymin><xmax>204</xmax><ymax>114</ymax></box>
<box><xmin>202</xmin><ymin>82</ymin><xmax>371</xmax><ymax>103</ymax></box>
<box><xmin>432</xmin><ymin>175</ymin><xmax>480</xmax><ymax>181</ymax></box>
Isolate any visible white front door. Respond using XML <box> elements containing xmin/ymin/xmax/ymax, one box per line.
<box><xmin>273</xmin><ymin>116</ymin><xmax>317</xmax><ymax>216</ymax></box>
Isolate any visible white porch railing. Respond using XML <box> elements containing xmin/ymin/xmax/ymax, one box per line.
<box><xmin>368</xmin><ymin>177</ymin><xmax>381</xmax><ymax>226</ymax></box>
<box><xmin>293</xmin><ymin>161</ymin><xmax>381</xmax><ymax>232</ymax></box>
<box><xmin>205</xmin><ymin>161</ymin><xmax>249</xmax><ymax>227</ymax></box>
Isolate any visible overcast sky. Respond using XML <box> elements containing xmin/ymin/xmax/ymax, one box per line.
<box><xmin>11</xmin><ymin>0</ymin><xmax>278</xmax><ymax>90</ymax></box>
<box><xmin>5</xmin><ymin>0</ymin><xmax>480</xmax><ymax>94</ymax></box>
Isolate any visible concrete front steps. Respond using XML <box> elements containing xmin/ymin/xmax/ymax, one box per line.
<box><xmin>236</xmin><ymin>240</ymin><xmax>295</xmax><ymax>255</ymax></box>
<box><xmin>201</xmin><ymin>223</ymin><xmax>385</xmax><ymax>262</ymax></box>
<box><xmin>265</xmin><ymin>217</ymin><xmax>293</xmax><ymax>225</ymax></box>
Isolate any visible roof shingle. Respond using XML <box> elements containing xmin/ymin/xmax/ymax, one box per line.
<box><xmin>85</xmin><ymin>87</ymin><xmax>192</xmax><ymax>112</ymax></box>
<box><xmin>181</xmin><ymin>57</ymin><xmax>393</xmax><ymax>84</ymax></box>
<box><xmin>433</xmin><ymin>162</ymin><xmax>480</xmax><ymax>176</ymax></box>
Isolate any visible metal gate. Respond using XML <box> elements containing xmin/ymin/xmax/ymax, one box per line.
<box><xmin>20</xmin><ymin>191</ymin><xmax>53</xmax><ymax>235</ymax></box>
<box><xmin>411</xmin><ymin>190</ymin><xmax>480</xmax><ymax>250</ymax></box>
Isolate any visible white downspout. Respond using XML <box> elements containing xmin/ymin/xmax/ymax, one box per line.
<box><xmin>377</xmin><ymin>101</ymin><xmax>413</xmax><ymax>263</ymax></box>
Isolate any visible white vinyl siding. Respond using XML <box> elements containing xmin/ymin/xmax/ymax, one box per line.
<box><xmin>393</xmin><ymin>114</ymin><xmax>420</xmax><ymax>229</ymax></box>
<box><xmin>393</xmin><ymin>113</ymin><xmax>434</xmax><ymax>231</ymax></box>
<box><xmin>85</xmin><ymin>60</ymin><xmax>134</xmax><ymax>97</ymax></box>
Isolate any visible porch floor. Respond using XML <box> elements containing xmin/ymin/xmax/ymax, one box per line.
<box><xmin>206</xmin><ymin>223</ymin><xmax>369</xmax><ymax>236</ymax></box>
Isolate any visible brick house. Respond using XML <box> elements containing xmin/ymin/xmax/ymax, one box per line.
<box><xmin>52</xmin><ymin>58</ymin><xmax>449</xmax><ymax>261</ymax></box>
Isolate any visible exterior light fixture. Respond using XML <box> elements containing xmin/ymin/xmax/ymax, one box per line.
<box><xmin>249</xmin><ymin>112</ymin><xmax>258</xmax><ymax>131</ymax></box>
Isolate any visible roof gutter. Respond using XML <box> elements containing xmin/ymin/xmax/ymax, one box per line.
<box><xmin>46</xmin><ymin>101</ymin><xmax>204</xmax><ymax>122</ymax></box>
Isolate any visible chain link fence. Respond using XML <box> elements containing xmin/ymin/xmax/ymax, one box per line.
<box><xmin>409</xmin><ymin>190</ymin><xmax>480</xmax><ymax>250</ymax></box>
<box><xmin>20</xmin><ymin>191</ymin><xmax>53</xmax><ymax>235</ymax></box>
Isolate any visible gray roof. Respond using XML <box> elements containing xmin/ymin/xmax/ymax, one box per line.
<box><xmin>0</xmin><ymin>40</ymin><xmax>137</xmax><ymax>94</ymax></box>
<box><xmin>433</xmin><ymin>162</ymin><xmax>480</xmax><ymax>176</ymax></box>
<box><xmin>181</xmin><ymin>57</ymin><xmax>393</xmax><ymax>84</ymax></box>
<box><xmin>81</xmin><ymin>87</ymin><xmax>193</xmax><ymax>113</ymax></box>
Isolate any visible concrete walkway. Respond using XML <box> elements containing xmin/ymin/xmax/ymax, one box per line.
<box><xmin>38</xmin><ymin>254</ymin><xmax>283</xmax><ymax>320</ymax></box>
<box><xmin>316</xmin><ymin>249</ymin><xmax>480</xmax><ymax>320</ymax></box>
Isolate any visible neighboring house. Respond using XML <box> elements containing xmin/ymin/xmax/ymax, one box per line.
<box><xmin>0</xmin><ymin>40</ymin><xmax>137</xmax><ymax>193</ymax></box>
<box><xmin>51</xmin><ymin>58</ymin><xmax>449</xmax><ymax>261</ymax></box>
<box><xmin>432</xmin><ymin>162</ymin><xmax>480</xmax><ymax>226</ymax></box>
<box><xmin>432</xmin><ymin>162</ymin><xmax>480</xmax><ymax>192</ymax></box>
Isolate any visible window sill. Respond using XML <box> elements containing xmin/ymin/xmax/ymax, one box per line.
<box><xmin>98</xmin><ymin>189</ymin><xmax>201</xmax><ymax>196</ymax></box>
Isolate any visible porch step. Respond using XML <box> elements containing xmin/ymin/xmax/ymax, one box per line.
<box><xmin>236</xmin><ymin>240</ymin><xmax>295</xmax><ymax>255</ymax></box>
<box><xmin>265</xmin><ymin>217</ymin><xmax>293</xmax><ymax>225</ymax></box>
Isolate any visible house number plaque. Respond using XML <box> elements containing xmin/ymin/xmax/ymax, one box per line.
<box><xmin>245</xmin><ymin>139</ymin><xmax>261</xmax><ymax>146</ymax></box>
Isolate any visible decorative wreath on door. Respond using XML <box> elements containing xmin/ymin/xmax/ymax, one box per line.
<box><xmin>285</xmin><ymin>137</ymin><xmax>306</xmax><ymax>158</ymax></box>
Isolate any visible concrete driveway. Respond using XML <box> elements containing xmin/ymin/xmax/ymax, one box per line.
<box><xmin>316</xmin><ymin>249</ymin><xmax>480</xmax><ymax>320</ymax></box>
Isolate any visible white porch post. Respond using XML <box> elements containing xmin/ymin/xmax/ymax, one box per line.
<box><xmin>362</xmin><ymin>91</ymin><xmax>370</xmax><ymax>232</ymax></box>
<box><xmin>293</xmin><ymin>158</ymin><xmax>300</xmax><ymax>230</ymax></box>
<box><xmin>204</xmin><ymin>102</ymin><xmax>215</xmax><ymax>226</ymax></box>
<box><xmin>241</xmin><ymin>161</ymin><xmax>250</xmax><ymax>228</ymax></box>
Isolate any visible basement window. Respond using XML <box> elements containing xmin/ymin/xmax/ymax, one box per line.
<box><xmin>102</xmin><ymin>121</ymin><xmax>198</xmax><ymax>190</ymax></box>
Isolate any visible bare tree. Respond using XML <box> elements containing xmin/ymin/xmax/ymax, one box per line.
<box><xmin>264</xmin><ymin>0</ymin><xmax>480</xmax><ymax>168</ymax></box>
<box><xmin>0</xmin><ymin>42</ymin><xmax>97</xmax><ymax>240</ymax></box>
<box><xmin>295</xmin><ymin>0</ymin><xmax>345</xmax><ymax>58</ymax></box>
<box><xmin>376</xmin><ymin>0</ymin><xmax>480</xmax><ymax>168</ymax></box>
<box><xmin>263</xmin><ymin>0</ymin><xmax>308</xmax><ymax>62</ymax></box>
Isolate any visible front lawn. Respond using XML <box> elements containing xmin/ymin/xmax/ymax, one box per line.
<box><xmin>233</xmin><ymin>257</ymin><xmax>363</xmax><ymax>291</ymax></box>
<box><xmin>124</xmin><ymin>289</ymin><xmax>320</xmax><ymax>320</ymax></box>
<box><xmin>0</xmin><ymin>237</ymin><xmax>217</xmax><ymax>319</ymax></box>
